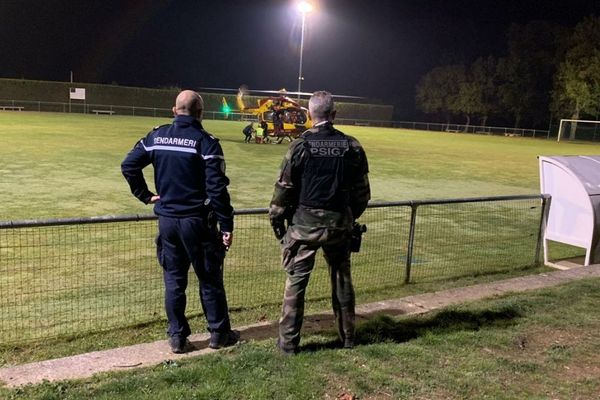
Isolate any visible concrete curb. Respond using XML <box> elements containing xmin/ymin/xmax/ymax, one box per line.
<box><xmin>2</xmin><ymin>265</ymin><xmax>600</xmax><ymax>388</ymax></box>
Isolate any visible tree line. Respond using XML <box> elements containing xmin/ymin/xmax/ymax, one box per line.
<box><xmin>416</xmin><ymin>16</ymin><xmax>600</xmax><ymax>137</ymax></box>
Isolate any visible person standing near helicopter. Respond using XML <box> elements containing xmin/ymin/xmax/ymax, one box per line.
<box><xmin>272</xmin><ymin>100</ymin><xmax>285</xmax><ymax>137</ymax></box>
<box><xmin>260</xmin><ymin>120</ymin><xmax>270</xmax><ymax>144</ymax></box>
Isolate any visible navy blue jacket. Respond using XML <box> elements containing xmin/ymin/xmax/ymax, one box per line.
<box><xmin>121</xmin><ymin>115</ymin><xmax>234</xmax><ymax>232</ymax></box>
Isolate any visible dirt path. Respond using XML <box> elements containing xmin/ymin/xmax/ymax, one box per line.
<box><xmin>2</xmin><ymin>265</ymin><xmax>600</xmax><ymax>388</ymax></box>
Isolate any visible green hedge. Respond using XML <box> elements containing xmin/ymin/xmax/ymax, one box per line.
<box><xmin>0</xmin><ymin>78</ymin><xmax>393</xmax><ymax>121</ymax></box>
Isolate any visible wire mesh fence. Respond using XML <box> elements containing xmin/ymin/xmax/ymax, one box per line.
<box><xmin>388</xmin><ymin>120</ymin><xmax>550</xmax><ymax>138</ymax></box>
<box><xmin>0</xmin><ymin>195</ymin><xmax>546</xmax><ymax>345</ymax></box>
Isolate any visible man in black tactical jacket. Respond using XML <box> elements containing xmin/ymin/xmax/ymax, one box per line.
<box><xmin>269</xmin><ymin>91</ymin><xmax>371</xmax><ymax>354</ymax></box>
<box><xmin>122</xmin><ymin>90</ymin><xmax>239</xmax><ymax>353</ymax></box>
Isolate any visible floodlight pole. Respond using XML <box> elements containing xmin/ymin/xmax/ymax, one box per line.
<box><xmin>297</xmin><ymin>11</ymin><xmax>307</xmax><ymax>100</ymax></box>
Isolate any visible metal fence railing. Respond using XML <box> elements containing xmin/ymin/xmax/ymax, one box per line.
<box><xmin>0</xmin><ymin>195</ymin><xmax>548</xmax><ymax>345</ymax></box>
<box><xmin>388</xmin><ymin>120</ymin><xmax>551</xmax><ymax>138</ymax></box>
<box><xmin>0</xmin><ymin>99</ymin><xmax>258</xmax><ymax>121</ymax></box>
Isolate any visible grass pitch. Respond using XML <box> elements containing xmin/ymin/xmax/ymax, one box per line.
<box><xmin>0</xmin><ymin>111</ymin><xmax>597</xmax><ymax>364</ymax></box>
<box><xmin>2</xmin><ymin>112</ymin><xmax>599</xmax><ymax>220</ymax></box>
<box><xmin>4</xmin><ymin>278</ymin><xmax>600</xmax><ymax>399</ymax></box>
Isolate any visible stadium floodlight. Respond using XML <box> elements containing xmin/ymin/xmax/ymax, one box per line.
<box><xmin>297</xmin><ymin>1</ymin><xmax>313</xmax><ymax>13</ymax></box>
<box><xmin>296</xmin><ymin>1</ymin><xmax>314</xmax><ymax>99</ymax></box>
<box><xmin>557</xmin><ymin>119</ymin><xmax>600</xmax><ymax>142</ymax></box>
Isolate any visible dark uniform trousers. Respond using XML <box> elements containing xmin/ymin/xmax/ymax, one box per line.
<box><xmin>157</xmin><ymin>215</ymin><xmax>231</xmax><ymax>338</ymax></box>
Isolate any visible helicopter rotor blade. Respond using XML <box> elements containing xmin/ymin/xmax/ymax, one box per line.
<box><xmin>197</xmin><ymin>86</ymin><xmax>363</xmax><ymax>99</ymax></box>
<box><xmin>255</xmin><ymin>90</ymin><xmax>363</xmax><ymax>99</ymax></box>
<box><xmin>196</xmin><ymin>87</ymin><xmax>240</xmax><ymax>93</ymax></box>
<box><xmin>244</xmin><ymin>89</ymin><xmax>363</xmax><ymax>99</ymax></box>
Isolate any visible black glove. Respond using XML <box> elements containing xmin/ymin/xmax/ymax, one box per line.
<box><xmin>271</xmin><ymin>219</ymin><xmax>287</xmax><ymax>240</ymax></box>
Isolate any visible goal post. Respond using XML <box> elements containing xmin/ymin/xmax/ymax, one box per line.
<box><xmin>557</xmin><ymin>119</ymin><xmax>600</xmax><ymax>142</ymax></box>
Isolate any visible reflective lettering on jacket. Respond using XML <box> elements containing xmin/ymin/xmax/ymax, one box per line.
<box><xmin>307</xmin><ymin>140</ymin><xmax>349</xmax><ymax>157</ymax></box>
<box><xmin>269</xmin><ymin>122</ymin><xmax>371</xmax><ymax>226</ymax></box>
<box><xmin>121</xmin><ymin>115</ymin><xmax>234</xmax><ymax>232</ymax></box>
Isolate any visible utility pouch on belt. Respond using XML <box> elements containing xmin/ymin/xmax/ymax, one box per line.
<box><xmin>350</xmin><ymin>222</ymin><xmax>367</xmax><ymax>253</ymax></box>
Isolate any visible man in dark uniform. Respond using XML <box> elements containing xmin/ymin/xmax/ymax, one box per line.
<box><xmin>269</xmin><ymin>91</ymin><xmax>371</xmax><ymax>355</ymax></box>
<box><xmin>121</xmin><ymin>90</ymin><xmax>239</xmax><ymax>353</ymax></box>
<box><xmin>272</xmin><ymin>102</ymin><xmax>285</xmax><ymax>137</ymax></box>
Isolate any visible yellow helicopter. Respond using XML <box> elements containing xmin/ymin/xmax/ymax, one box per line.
<box><xmin>232</xmin><ymin>87</ymin><xmax>311</xmax><ymax>142</ymax></box>
<box><xmin>213</xmin><ymin>86</ymin><xmax>362</xmax><ymax>143</ymax></box>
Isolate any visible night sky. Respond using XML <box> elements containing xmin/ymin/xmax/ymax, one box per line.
<box><xmin>1</xmin><ymin>0</ymin><xmax>599</xmax><ymax>118</ymax></box>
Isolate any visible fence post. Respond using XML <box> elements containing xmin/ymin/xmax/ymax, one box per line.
<box><xmin>405</xmin><ymin>203</ymin><xmax>418</xmax><ymax>284</ymax></box>
<box><xmin>534</xmin><ymin>195</ymin><xmax>551</xmax><ymax>266</ymax></box>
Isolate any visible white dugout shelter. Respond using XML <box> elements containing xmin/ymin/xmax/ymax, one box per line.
<box><xmin>539</xmin><ymin>155</ymin><xmax>600</xmax><ymax>267</ymax></box>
